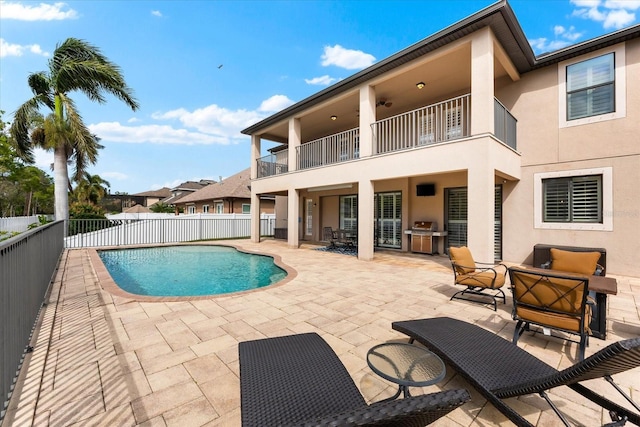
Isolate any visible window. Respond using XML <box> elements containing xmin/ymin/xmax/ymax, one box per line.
<box><xmin>543</xmin><ymin>175</ymin><xmax>602</xmax><ymax>223</ymax></box>
<box><xmin>534</xmin><ymin>168</ymin><xmax>612</xmax><ymax>231</ymax></box>
<box><xmin>567</xmin><ymin>53</ymin><xmax>614</xmax><ymax>120</ymax></box>
<box><xmin>215</xmin><ymin>203</ymin><xmax>224</xmax><ymax>213</ymax></box>
<box><xmin>305</xmin><ymin>199</ymin><xmax>313</xmax><ymax>236</ymax></box>
<box><xmin>339</xmin><ymin>195</ymin><xmax>357</xmax><ymax>231</ymax></box>
<box><xmin>559</xmin><ymin>44</ymin><xmax>625</xmax><ymax>128</ymax></box>
<box><xmin>187</xmin><ymin>205</ymin><xmax>195</xmax><ymax>214</ymax></box>
<box><xmin>242</xmin><ymin>204</ymin><xmax>250</xmax><ymax>214</ymax></box>
<box><xmin>202</xmin><ymin>205</ymin><xmax>209</xmax><ymax>213</ymax></box>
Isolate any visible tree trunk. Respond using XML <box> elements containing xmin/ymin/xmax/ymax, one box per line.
<box><xmin>53</xmin><ymin>145</ymin><xmax>69</xmax><ymax>221</ymax></box>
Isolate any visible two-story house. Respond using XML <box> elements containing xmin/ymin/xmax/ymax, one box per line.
<box><xmin>242</xmin><ymin>0</ymin><xmax>640</xmax><ymax>276</ymax></box>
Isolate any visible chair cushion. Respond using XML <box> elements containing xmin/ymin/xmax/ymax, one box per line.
<box><xmin>550</xmin><ymin>248</ymin><xmax>601</xmax><ymax>275</ymax></box>
<box><xmin>516</xmin><ymin>304</ymin><xmax>591</xmax><ymax>333</ymax></box>
<box><xmin>449</xmin><ymin>246</ymin><xmax>475</xmax><ymax>274</ymax></box>
<box><xmin>456</xmin><ymin>271</ymin><xmax>505</xmax><ymax>288</ymax></box>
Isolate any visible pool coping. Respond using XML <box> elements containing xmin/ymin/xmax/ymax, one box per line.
<box><xmin>87</xmin><ymin>241</ymin><xmax>298</xmax><ymax>302</ymax></box>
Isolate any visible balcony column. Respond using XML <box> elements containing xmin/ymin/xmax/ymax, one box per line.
<box><xmin>359</xmin><ymin>85</ymin><xmax>376</xmax><ymax>158</ymax></box>
<box><xmin>470</xmin><ymin>27</ymin><xmax>495</xmax><ymax>136</ymax></box>
<box><xmin>288</xmin><ymin>117</ymin><xmax>301</xmax><ymax>171</ymax></box>
<box><xmin>357</xmin><ymin>179</ymin><xmax>374</xmax><ymax>261</ymax></box>
<box><xmin>287</xmin><ymin>188</ymin><xmax>300</xmax><ymax>249</ymax></box>
<box><xmin>467</xmin><ymin>164</ymin><xmax>495</xmax><ymax>262</ymax></box>
<box><xmin>250</xmin><ymin>134</ymin><xmax>261</xmax><ymax>242</ymax></box>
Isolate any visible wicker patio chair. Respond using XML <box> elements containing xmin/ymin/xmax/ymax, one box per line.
<box><xmin>448</xmin><ymin>246</ymin><xmax>507</xmax><ymax>311</ymax></box>
<box><xmin>392</xmin><ymin>317</ymin><xmax>640</xmax><ymax>427</ymax></box>
<box><xmin>239</xmin><ymin>332</ymin><xmax>470</xmax><ymax>426</ymax></box>
<box><xmin>509</xmin><ymin>267</ymin><xmax>593</xmax><ymax>361</ymax></box>
<box><xmin>323</xmin><ymin>226</ymin><xmax>337</xmax><ymax>247</ymax></box>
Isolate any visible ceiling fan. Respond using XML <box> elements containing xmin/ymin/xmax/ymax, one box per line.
<box><xmin>376</xmin><ymin>100</ymin><xmax>392</xmax><ymax>108</ymax></box>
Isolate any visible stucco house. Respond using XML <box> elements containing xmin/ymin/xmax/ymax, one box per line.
<box><xmin>174</xmin><ymin>168</ymin><xmax>275</xmax><ymax>215</ymax></box>
<box><xmin>243</xmin><ymin>0</ymin><xmax>640</xmax><ymax>276</ymax></box>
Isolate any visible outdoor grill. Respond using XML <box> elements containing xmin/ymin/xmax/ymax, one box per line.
<box><xmin>405</xmin><ymin>221</ymin><xmax>446</xmax><ymax>255</ymax></box>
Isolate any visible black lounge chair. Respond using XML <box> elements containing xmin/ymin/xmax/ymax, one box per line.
<box><xmin>392</xmin><ymin>317</ymin><xmax>640</xmax><ymax>427</ymax></box>
<box><xmin>239</xmin><ymin>332</ymin><xmax>470</xmax><ymax>426</ymax></box>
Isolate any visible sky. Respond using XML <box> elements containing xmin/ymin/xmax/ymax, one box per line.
<box><xmin>1</xmin><ymin>0</ymin><xmax>639</xmax><ymax>195</ymax></box>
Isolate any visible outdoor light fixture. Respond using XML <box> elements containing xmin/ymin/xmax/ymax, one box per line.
<box><xmin>330</xmin><ymin>115</ymin><xmax>337</xmax><ymax>120</ymax></box>
<box><xmin>416</xmin><ymin>82</ymin><xmax>426</xmax><ymax>89</ymax></box>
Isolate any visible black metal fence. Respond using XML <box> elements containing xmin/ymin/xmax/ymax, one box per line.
<box><xmin>1</xmin><ymin>221</ymin><xmax>64</xmax><ymax>418</ymax></box>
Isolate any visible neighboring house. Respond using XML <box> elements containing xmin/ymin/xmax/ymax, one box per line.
<box><xmin>242</xmin><ymin>0</ymin><xmax>640</xmax><ymax>276</ymax></box>
<box><xmin>174</xmin><ymin>168</ymin><xmax>275</xmax><ymax>215</ymax></box>
<box><xmin>161</xmin><ymin>180</ymin><xmax>215</xmax><ymax>210</ymax></box>
<box><xmin>101</xmin><ymin>187</ymin><xmax>172</xmax><ymax>212</ymax></box>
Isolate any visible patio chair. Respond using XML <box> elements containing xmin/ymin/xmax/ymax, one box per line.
<box><xmin>392</xmin><ymin>317</ymin><xmax>640</xmax><ymax>427</ymax></box>
<box><xmin>239</xmin><ymin>332</ymin><xmax>470</xmax><ymax>426</ymax></box>
<box><xmin>323</xmin><ymin>226</ymin><xmax>337</xmax><ymax>247</ymax></box>
<box><xmin>509</xmin><ymin>267</ymin><xmax>592</xmax><ymax>361</ymax></box>
<box><xmin>448</xmin><ymin>246</ymin><xmax>507</xmax><ymax>311</ymax></box>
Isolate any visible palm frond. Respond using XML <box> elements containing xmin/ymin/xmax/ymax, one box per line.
<box><xmin>27</xmin><ymin>72</ymin><xmax>55</xmax><ymax>110</ymax></box>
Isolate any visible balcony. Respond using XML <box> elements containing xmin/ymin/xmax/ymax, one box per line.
<box><xmin>256</xmin><ymin>95</ymin><xmax>517</xmax><ymax>178</ymax></box>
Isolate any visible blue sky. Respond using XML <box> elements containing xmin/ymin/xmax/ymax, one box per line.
<box><xmin>1</xmin><ymin>0</ymin><xmax>638</xmax><ymax>194</ymax></box>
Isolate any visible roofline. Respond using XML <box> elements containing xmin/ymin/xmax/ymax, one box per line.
<box><xmin>241</xmin><ymin>0</ymin><xmax>640</xmax><ymax>136</ymax></box>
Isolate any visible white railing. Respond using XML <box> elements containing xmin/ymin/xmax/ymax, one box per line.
<box><xmin>297</xmin><ymin>128</ymin><xmax>359</xmax><ymax>170</ymax></box>
<box><xmin>257</xmin><ymin>150</ymin><xmax>288</xmax><ymax>178</ymax></box>
<box><xmin>372</xmin><ymin>94</ymin><xmax>471</xmax><ymax>155</ymax></box>
<box><xmin>64</xmin><ymin>214</ymin><xmax>275</xmax><ymax>248</ymax></box>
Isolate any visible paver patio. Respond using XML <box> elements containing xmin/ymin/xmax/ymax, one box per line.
<box><xmin>3</xmin><ymin>239</ymin><xmax>639</xmax><ymax>426</ymax></box>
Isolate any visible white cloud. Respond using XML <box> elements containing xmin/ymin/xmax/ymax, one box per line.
<box><xmin>529</xmin><ymin>37</ymin><xmax>571</xmax><ymax>53</ymax></box>
<box><xmin>88</xmin><ymin>122</ymin><xmax>230</xmax><ymax>145</ymax></box>
<box><xmin>127</xmin><ymin>117</ymin><xmax>140</xmax><ymax>123</ymax></box>
<box><xmin>151</xmin><ymin>10</ymin><xmax>162</xmax><ymax>17</ymax></box>
<box><xmin>603</xmin><ymin>8</ymin><xmax>635</xmax><ymax>28</ymax></box>
<box><xmin>0</xmin><ymin>38</ymin><xmax>49</xmax><ymax>57</ymax></box>
<box><xmin>258</xmin><ymin>95</ymin><xmax>294</xmax><ymax>112</ymax></box>
<box><xmin>321</xmin><ymin>44</ymin><xmax>375</xmax><ymax>70</ymax></box>
<box><xmin>101</xmin><ymin>172</ymin><xmax>128</xmax><ymax>180</ymax></box>
<box><xmin>305</xmin><ymin>75</ymin><xmax>337</xmax><ymax>86</ymax></box>
<box><xmin>0</xmin><ymin>1</ymin><xmax>78</xmax><ymax>20</ymax></box>
<box><xmin>571</xmin><ymin>0</ymin><xmax>638</xmax><ymax>29</ymax></box>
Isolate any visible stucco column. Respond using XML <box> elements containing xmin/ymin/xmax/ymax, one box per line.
<box><xmin>250</xmin><ymin>134</ymin><xmax>261</xmax><ymax>242</ymax></box>
<box><xmin>357</xmin><ymin>179</ymin><xmax>374</xmax><ymax>261</ymax></box>
<box><xmin>471</xmin><ymin>27</ymin><xmax>495</xmax><ymax>136</ymax></box>
<box><xmin>287</xmin><ymin>188</ymin><xmax>300</xmax><ymax>249</ymax></box>
<box><xmin>250</xmin><ymin>192</ymin><xmax>261</xmax><ymax>243</ymax></box>
<box><xmin>467</xmin><ymin>164</ymin><xmax>495</xmax><ymax>263</ymax></box>
<box><xmin>359</xmin><ymin>85</ymin><xmax>376</xmax><ymax>158</ymax></box>
<box><xmin>288</xmin><ymin>117</ymin><xmax>301</xmax><ymax>171</ymax></box>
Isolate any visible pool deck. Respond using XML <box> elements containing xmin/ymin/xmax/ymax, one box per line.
<box><xmin>3</xmin><ymin>239</ymin><xmax>640</xmax><ymax>426</ymax></box>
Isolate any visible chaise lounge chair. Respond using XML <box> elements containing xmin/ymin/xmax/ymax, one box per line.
<box><xmin>239</xmin><ymin>332</ymin><xmax>470</xmax><ymax>426</ymax></box>
<box><xmin>392</xmin><ymin>317</ymin><xmax>640</xmax><ymax>427</ymax></box>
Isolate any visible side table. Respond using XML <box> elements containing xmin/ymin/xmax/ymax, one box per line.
<box><xmin>366</xmin><ymin>342</ymin><xmax>446</xmax><ymax>402</ymax></box>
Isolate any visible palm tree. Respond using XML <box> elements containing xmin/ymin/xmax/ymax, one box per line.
<box><xmin>10</xmin><ymin>38</ymin><xmax>139</xmax><ymax>221</ymax></box>
<box><xmin>74</xmin><ymin>172</ymin><xmax>111</xmax><ymax>205</ymax></box>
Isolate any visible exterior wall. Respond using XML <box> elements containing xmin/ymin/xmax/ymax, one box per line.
<box><xmin>181</xmin><ymin>199</ymin><xmax>275</xmax><ymax>215</ymax></box>
<box><xmin>500</xmin><ymin>39</ymin><xmax>640</xmax><ymax>275</ymax></box>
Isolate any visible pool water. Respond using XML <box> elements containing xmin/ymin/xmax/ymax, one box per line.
<box><xmin>98</xmin><ymin>245</ymin><xmax>287</xmax><ymax>296</ymax></box>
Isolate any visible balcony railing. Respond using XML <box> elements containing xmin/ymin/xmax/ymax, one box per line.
<box><xmin>257</xmin><ymin>94</ymin><xmax>517</xmax><ymax>178</ymax></box>
<box><xmin>373</xmin><ymin>94</ymin><xmax>471</xmax><ymax>155</ymax></box>
<box><xmin>494</xmin><ymin>99</ymin><xmax>517</xmax><ymax>150</ymax></box>
<box><xmin>296</xmin><ymin>128</ymin><xmax>359</xmax><ymax>170</ymax></box>
<box><xmin>257</xmin><ymin>150</ymin><xmax>288</xmax><ymax>178</ymax></box>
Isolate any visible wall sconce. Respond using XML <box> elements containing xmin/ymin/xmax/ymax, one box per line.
<box><xmin>416</xmin><ymin>82</ymin><xmax>425</xmax><ymax>89</ymax></box>
<box><xmin>330</xmin><ymin>115</ymin><xmax>337</xmax><ymax>120</ymax></box>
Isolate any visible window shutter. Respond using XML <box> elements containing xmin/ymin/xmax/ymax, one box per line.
<box><xmin>566</xmin><ymin>53</ymin><xmax>614</xmax><ymax>120</ymax></box>
<box><xmin>543</xmin><ymin>179</ymin><xmax>570</xmax><ymax>222</ymax></box>
<box><xmin>571</xmin><ymin>176</ymin><xmax>602</xmax><ymax>222</ymax></box>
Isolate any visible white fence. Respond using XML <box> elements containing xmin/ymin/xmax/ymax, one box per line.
<box><xmin>0</xmin><ymin>216</ymin><xmax>42</xmax><ymax>233</ymax></box>
<box><xmin>64</xmin><ymin>214</ymin><xmax>275</xmax><ymax>248</ymax></box>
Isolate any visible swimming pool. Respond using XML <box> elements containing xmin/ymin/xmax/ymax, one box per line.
<box><xmin>98</xmin><ymin>245</ymin><xmax>288</xmax><ymax>297</ymax></box>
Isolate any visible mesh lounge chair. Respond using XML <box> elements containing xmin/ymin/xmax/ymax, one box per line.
<box><xmin>448</xmin><ymin>246</ymin><xmax>507</xmax><ymax>311</ymax></box>
<box><xmin>392</xmin><ymin>317</ymin><xmax>640</xmax><ymax>427</ymax></box>
<box><xmin>509</xmin><ymin>267</ymin><xmax>593</xmax><ymax>361</ymax></box>
<box><xmin>239</xmin><ymin>332</ymin><xmax>470</xmax><ymax>426</ymax></box>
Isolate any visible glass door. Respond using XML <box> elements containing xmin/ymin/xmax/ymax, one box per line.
<box><xmin>375</xmin><ymin>192</ymin><xmax>402</xmax><ymax>249</ymax></box>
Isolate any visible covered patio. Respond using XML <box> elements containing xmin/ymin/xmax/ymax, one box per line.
<box><xmin>4</xmin><ymin>240</ymin><xmax>639</xmax><ymax>426</ymax></box>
